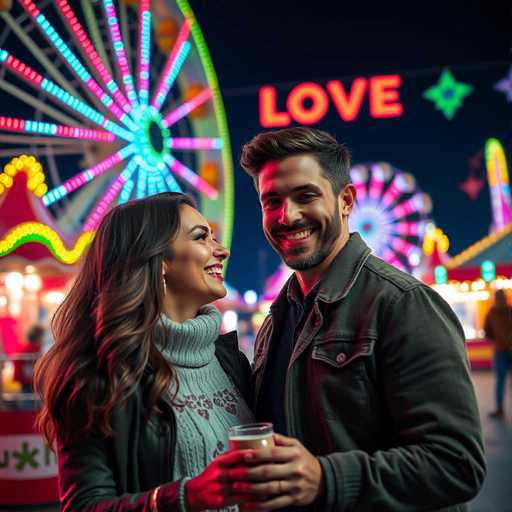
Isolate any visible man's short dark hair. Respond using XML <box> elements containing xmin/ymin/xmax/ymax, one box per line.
<box><xmin>240</xmin><ymin>127</ymin><xmax>351</xmax><ymax>195</ymax></box>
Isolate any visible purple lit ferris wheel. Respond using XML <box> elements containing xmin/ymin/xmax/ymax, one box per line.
<box><xmin>349</xmin><ymin>163</ymin><xmax>432</xmax><ymax>272</ymax></box>
<box><xmin>0</xmin><ymin>0</ymin><xmax>234</xmax><ymax>245</ymax></box>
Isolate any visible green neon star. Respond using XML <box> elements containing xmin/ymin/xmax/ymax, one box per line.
<box><xmin>423</xmin><ymin>69</ymin><xmax>473</xmax><ymax>120</ymax></box>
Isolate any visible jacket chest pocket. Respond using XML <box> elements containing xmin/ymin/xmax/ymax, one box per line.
<box><xmin>308</xmin><ymin>336</ymin><xmax>377</xmax><ymax>422</ymax></box>
<box><xmin>311</xmin><ymin>337</ymin><xmax>375</xmax><ymax>373</ymax></box>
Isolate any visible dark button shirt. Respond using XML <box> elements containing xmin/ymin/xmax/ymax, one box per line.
<box><xmin>257</xmin><ymin>278</ymin><xmax>319</xmax><ymax>435</ymax></box>
<box><xmin>256</xmin><ymin>278</ymin><xmax>319</xmax><ymax>512</ymax></box>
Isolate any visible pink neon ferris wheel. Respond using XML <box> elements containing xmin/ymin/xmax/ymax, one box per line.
<box><xmin>0</xmin><ymin>0</ymin><xmax>234</xmax><ymax>246</ymax></box>
<box><xmin>348</xmin><ymin>162</ymin><xmax>433</xmax><ymax>272</ymax></box>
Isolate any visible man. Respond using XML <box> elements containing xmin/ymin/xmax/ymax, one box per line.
<box><xmin>484</xmin><ymin>289</ymin><xmax>512</xmax><ymax>419</ymax></box>
<box><xmin>233</xmin><ymin>127</ymin><xmax>485</xmax><ymax>511</ymax></box>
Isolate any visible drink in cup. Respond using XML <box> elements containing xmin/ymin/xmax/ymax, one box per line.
<box><xmin>228</xmin><ymin>422</ymin><xmax>275</xmax><ymax>450</ymax></box>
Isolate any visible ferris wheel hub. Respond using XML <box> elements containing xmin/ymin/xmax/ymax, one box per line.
<box><xmin>131</xmin><ymin>105</ymin><xmax>170</xmax><ymax>172</ymax></box>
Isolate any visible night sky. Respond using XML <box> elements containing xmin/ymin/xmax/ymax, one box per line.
<box><xmin>1</xmin><ymin>1</ymin><xmax>511</xmax><ymax>295</ymax></box>
<box><xmin>187</xmin><ymin>0</ymin><xmax>511</xmax><ymax>294</ymax></box>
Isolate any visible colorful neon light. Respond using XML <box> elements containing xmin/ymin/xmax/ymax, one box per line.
<box><xmin>55</xmin><ymin>0</ymin><xmax>132</xmax><ymax>113</ymax></box>
<box><xmin>485</xmin><ymin>138</ymin><xmax>512</xmax><ymax>232</ymax></box>
<box><xmin>83</xmin><ymin>158</ymin><xmax>139</xmax><ymax>232</ymax></box>
<box><xmin>165</xmin><ymin>155</ymin><xmax>218</xmax><ymax>199</ymax></box>
<box><xmin>0</xmin><ymin>48</ymin><xmax>133</xmax><ymax>140</ymax></box>
<box><xmin>163</xmin><ymin>168</ymin><xmax>183</xmax><ymax>194</ymax></box>
<box><xmin>0</xmin><ymin>221</ymin><xmax>93</xmax><ymax>264</ymax></box>
<box><xmin>423</xmin><ymin>226</ymin><xmax>450</xmax><ymax>256</ymax></box>
<box><xmin>446</xmin><ymin>224</ymin><xmax>512</xmax><ymax>270</ymax></box>
<box><xmin>423</xmin><ymin>69</ymin><xmax>473</xmax><ymax>120</ymax></box>
<box><xmin>169</xmin><ymin>137</ymin><xmax>223</xmax><ymax>150</ymax></box>
<box><xmin>43</xmin><ymin>145</ymin><xmax>135</xmax><ymax>206</ymax></box>
<box><xmin>287</xmin><ymin>82</ymin><xmax>329</xmax><ymax>125</ymax></box>
<box><xmin>163</xmin><ymin>88</ymin><xmax>212</xmax><ymax>127</ymax></box>
<box><xmin>101</xmin><ymin>0</ymin><xmax>139</xmax><ymax>106</ymax></box>
<box><xmin>1</xmin><ymin>0</ymin><xmax>234</xmax><ymax>248</ymax></box>
<box><xmin>348</xmin><ymin>163</ymin><xmax>432</xmax><ymax>271</ymax></box>
<box><xmin>494</xmin><ymin>66</ymin><xmax>512</xmax><ymax>102</ymax></box>
<box><xmin>326</xmin><ymin>78</ymin><xmax>367</xmax><ymax>122</ymax></box>
<box><xmin>138</xmin><ymin>0</ymin><xmax>152</xmax><ymax>105</ymax></box>
<box><xmin>259</xmin><ymin>75</ymin><xmax>403</xmax><ymax>128</ymax></box>
<box><xmin>0</xmin><ymin>116</ymin><xmax>115</xmax><ymax>142</ymax></box>
<box><xmin>19</xmin><ymin>0</ymin><xmax>131</xmax><ymax>125</ymax></box>
<box><xmin>152</xmin><ymin>18</ymin><xmax>192</xmax><ymax>110</ymax></box>
<box><xmin>369</xmin><ymin>75</ymin><xmax>403</xmax><ymax>118</ymax></box>
<box><xmin>0</xmin><ymin>154</ymin><xmax>48</xmax><ymax>198</ymax></box>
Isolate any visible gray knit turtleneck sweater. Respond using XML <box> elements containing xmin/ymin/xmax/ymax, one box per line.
<box><xmin>159</xmin><ymin>305</ymin><xmax>254</xmax><ymax>490</ymax></box>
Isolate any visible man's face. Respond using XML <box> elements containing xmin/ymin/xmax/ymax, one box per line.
<box><xmin>258</xmin><ymin>154</ymin><xmax>350</xmax><ymax>270</ymax></box>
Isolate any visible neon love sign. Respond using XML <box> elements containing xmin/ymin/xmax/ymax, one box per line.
<box><xmin>259</xmin><ymin>75</ymin><xmax>403</xmax><ymax>127</ymax></box>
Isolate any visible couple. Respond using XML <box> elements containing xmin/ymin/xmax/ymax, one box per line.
<box><xmin>35</xmin><ymin>127</ymin><xmax>485</xmax><ymax>511</ymax></box>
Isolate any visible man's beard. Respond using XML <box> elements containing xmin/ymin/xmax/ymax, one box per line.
<box><xmin>272</xmin><ymin>203</ymin><xmax>342</xmax><ymax>271</ymax></box>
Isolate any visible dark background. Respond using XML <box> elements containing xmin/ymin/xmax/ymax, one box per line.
<box><xmin>188</xmin><ymin>0</ymin><xmax>512</xmax><ymax>294</ymax></box>
<box><xmin>0</xmin><ymin>1</ymin><xmax>510</xmax><ymax>295</ymax></box>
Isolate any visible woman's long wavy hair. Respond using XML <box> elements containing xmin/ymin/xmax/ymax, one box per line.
<box><xmin>34</xmin><ymin>192</ymin><xmax>195</xmax><ymax>446</ymax></box>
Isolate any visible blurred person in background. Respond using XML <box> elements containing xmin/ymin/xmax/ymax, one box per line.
<box><xmin>13</xmin><ymin>324</ymin><xmax>44</xmax><ymax>407</ymax></box>
<box><xmin>34</xmin><ymin>192</ymin><xmax>256</xmax><ymax>511</ymax></box>
<box><xmin>484</xmin><ymin>289</ymin><xmax>512</xmax><ymax>419</ymax></box>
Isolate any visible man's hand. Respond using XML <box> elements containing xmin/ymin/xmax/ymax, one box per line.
<box><xmin>230</xmin><ymin>433</ymin><xmax>325</xmax><ymax>510</ymax></box>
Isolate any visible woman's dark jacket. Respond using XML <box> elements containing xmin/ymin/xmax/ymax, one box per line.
<box><xmin>57</xmin><ymin>331</ymin><xmax>251</xmax><ymax>511</ymax></box>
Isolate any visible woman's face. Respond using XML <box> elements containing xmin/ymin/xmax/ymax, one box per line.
<box><xmin>163</xmin><ymin>204</ymin><xmax>230</xmax><ymax>307</ymax></box>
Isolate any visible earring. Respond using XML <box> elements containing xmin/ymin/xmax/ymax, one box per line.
<box><xmin>162</xmin><ymin>275</ymin><xmax>167</xmax><ymax>295</ymax></box>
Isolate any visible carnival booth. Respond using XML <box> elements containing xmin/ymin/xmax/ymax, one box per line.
<box><xmin>0</xmin><ymin>155</ymin><xmax>89</xmax><ymax>506</ymax></box>
<box><xmin>0</xmin><ymin>0</ymin><xmax>237</xmax><ymax>503</ymax></box>
<box><xmin>428</xmin><ymin>225</ymin><xmax>512</xmax><ymax>369</ymax></box>
<box><xmin>425</xmin><ymin>138</ymin><xmax>512</xmax><ymax>369</ymax></box>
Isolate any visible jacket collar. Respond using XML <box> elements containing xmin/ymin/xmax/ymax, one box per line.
<box><xmin>271</xmin><ymin>232</ymin><xmax>371</xmax><ymax>311</ymax></box>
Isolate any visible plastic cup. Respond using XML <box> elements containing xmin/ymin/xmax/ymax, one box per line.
<box><xmin>228</xmin><ymin>422</ymin><xmax>275</xmax><ymax>450</ymax></box>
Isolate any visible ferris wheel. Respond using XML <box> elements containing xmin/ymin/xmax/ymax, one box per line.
<box><xmin>349</xmin><ymin>162</ymin><xmax>432</xmax><ymax>272</ymax></box>
<box><xmin>0</xmin><ymin>0</ymin><xmax>233</xmax><ymax>246</ymax></box>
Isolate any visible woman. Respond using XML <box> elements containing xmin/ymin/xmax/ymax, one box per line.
<box><xmin>34</xmin><ymin>192</ymin><xmax>255</xmax><ymax>511</ymax></box>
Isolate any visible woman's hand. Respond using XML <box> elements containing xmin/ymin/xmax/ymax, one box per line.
<box><xmin>185</xmin><ymin>450</ymin><xmax>253</xmax><ymax>512</ymax></box>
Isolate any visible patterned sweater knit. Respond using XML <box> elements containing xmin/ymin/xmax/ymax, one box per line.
<box><xmin>159</xmin><ymin>305</ymin><xmax>254</xmax><ymax>486</ymax></box>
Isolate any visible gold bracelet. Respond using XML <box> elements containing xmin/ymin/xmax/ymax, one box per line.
<box><xmin>150</xmin><ymin>485</ymin><xmax>161</xmax><ymax>512</ymax></box>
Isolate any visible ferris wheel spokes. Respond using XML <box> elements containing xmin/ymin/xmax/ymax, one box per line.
<box><xmin>152</xmin><ymin>18</ymin><xmax>192</xmax><ymax>111</ymax></box>
<box><xmin>42</xmin><ymin>144</ymin><xmax>135</xmax><ymax>207</ymax></box>
<box><xmin>169</xmin><ymin>137</ymin><xmax>223</xmax><ymax>150</ymax></box>
<box><xmin>100</xmin><ymin>0</ymin><xmax>139</xmax><ymax>108</ymax></box>
<box><xmin>137</xmin><ymin>0</ymin><xmax>152</xmax><ymax>106</ymax></box>
<box><xmin>163</xmin><ymin>87</ymin><xmax>212</xmax><ymax>127</ymax></box>
<box><xmin>0</xmin><ymin>116</ymin><xmax>115</xmax><ymax>143</ymax></box>
<box><xmin>19</xmin><ymin>0</ymin><xmax>135</xmax><ymax>127</ymax></box>
<box><xmin>0</xmin><ymin>49</ymin><xmax>133</xmax><ymax>141</ymax></box>
<box><xmin>55</xmin><ymin>0</ymin><xmax>132</xmax><ymax>115</ymax></box>
<box><xmin>82</xmin><ymin>156</ymin><xmax>139</xmax><ymax>232</ymax></box>
<box><xmin>164</xmin><ymin>154</ymin><xmax>218</xmax><ymax>199</ymax></box>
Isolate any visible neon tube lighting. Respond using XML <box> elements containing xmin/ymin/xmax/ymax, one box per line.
<box><xmin>43</xmin><ymin>145</ymin><xmax>135</xmax><ymax>205</ymax></box>
<box><xmin>102</xmin><ymin>0</ymin><xmax>139</xmax><ymax>106</ymax></box>
<box><xmin>151</xmin><ymin>18</ymin><xmax>192</xmax><ymax>110</ymax></box>
<box><xmin>0</xmin><ymin>116</ymin><xmax>115</xmax><ymax>141</ymax></box>
<box><xmin>169</xmin><ymin>137</ymin><xmax>223</xmax><ymax>150</ymax></box>
<box><xmin>164</xmin><ymin>155</ymin><xmax>218</xmax><ymax>199</ymax></box>
<box><xmin>163</xmin><ymin>88</ymin><xmax>212</xmax><ymax>127</ymax></box>
<box><xmin>55</xmin><ymin>0</ymin><xmax>132</xmax><ymax>113</ymax></box>
<box><xmin>82</xmin><ymin>158</ymin><xmax>138</xmax><ymax>231</ymax></box>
